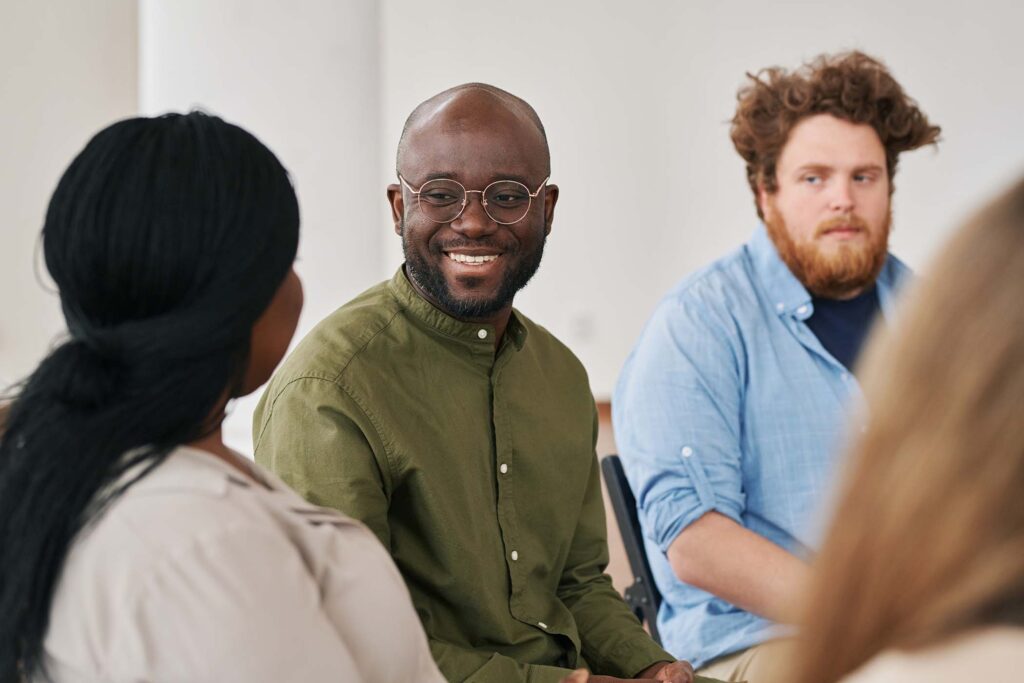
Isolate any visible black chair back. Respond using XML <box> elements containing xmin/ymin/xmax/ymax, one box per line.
<box><xmin>600</xmin><ymin>453</ymin><xmax>663</xmax><ymax>645</ymax></box>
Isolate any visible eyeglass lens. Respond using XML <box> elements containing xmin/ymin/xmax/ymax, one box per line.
<box><xmin>416</xmin><ymin>179</ymin><xmax>533</xmax><ymax>224</ymax></box>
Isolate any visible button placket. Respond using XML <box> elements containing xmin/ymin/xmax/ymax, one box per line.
<box><xmin>492</xmin><ymin>364</ymin><xmax>523</xmax><ymax>609</ymax></box>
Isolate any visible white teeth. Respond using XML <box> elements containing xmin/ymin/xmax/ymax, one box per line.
<box><xmin>448</xmin><ymin>252</ymin><xmax>499</xmax><ymax>264</ymax></box>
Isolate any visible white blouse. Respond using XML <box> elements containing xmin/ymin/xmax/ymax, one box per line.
<box><xmin>841</xmin><ymin>627</ymin><xmax>1024</xmax><ymax>683</ymax></box>
<box><xmin>41</xmin><ymin>446</ymin><xmax>445</xmax><ymax>683</ymax></box>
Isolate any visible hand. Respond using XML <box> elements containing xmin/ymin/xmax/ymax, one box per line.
<box><xmin>560</xmin><ymin>669</ymin><xmax>590</xmax><ymax>683</ymax></box>
<box><xmin>637</xmin><ymin>659</ymin><xmax>695</xmax><ymax>683</ymax></box>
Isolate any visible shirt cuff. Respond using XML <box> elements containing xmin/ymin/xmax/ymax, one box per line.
<box><xmin>604</xmin><ymin>636</ymin><xmax>676</xmax><ymax>679</ymax></box>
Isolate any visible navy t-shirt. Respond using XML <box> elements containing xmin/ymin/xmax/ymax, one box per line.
<box><xmin>805</xmin><ymin>286</ymin><xmax>882</xmax><ymax>374</ymax></box>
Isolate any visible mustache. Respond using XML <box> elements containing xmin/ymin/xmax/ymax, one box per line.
<box><xmin>816</xmin><ymin>214</ymin><xmax>869</xmax><ymax>236</ymax></box>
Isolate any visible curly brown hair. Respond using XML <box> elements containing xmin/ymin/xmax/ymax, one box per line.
<box><xmin>731</xmin><ymin>51</ymin><xmax>941</xmax><ymax>219</ymax></box>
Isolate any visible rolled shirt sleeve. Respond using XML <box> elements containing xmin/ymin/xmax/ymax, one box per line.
<box><xmin>614</xmin><ymin>285</ymin><xmax>747</xmax><ymax>554</ymax></box>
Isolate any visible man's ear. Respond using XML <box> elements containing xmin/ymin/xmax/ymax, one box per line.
<box><xmin>387</xmin><ymin>184</ymin><xmax>404</xmax><ymax>235</ymax></box>
<box><xmin>756</xmin><ymin>182</ymin><xmax>771</xmax><ymax>221</ymax></box>
<box><xmin>542</xmin><ymin>184</ymin><xmax>559</xmax><ymax>236</ymax></box>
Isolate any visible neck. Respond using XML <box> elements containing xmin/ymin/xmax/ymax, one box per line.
<box><xmin>187</xmin><ymin>423</ymin><xmax>258</xmax><ymax>483</ymax></box>
<box><xmin>187</xmin><ymin>425</ymin><xmax>228</xmax><ymax>458</ymax></box>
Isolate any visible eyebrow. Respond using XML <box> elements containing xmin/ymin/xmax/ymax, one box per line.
<box><xmin>418</xmin><ymin>171</ymin><xmax>536</xmax><ymax>186</ymax></box>
<box><xmin>794</xmin><ymin>163</ymin><xmax>886</xmax><ymax>175</ymax></box>
<box><xmin>420</xmin><ymin>171</ymin><xmax>459</xmax><ymax>182</ymax></box>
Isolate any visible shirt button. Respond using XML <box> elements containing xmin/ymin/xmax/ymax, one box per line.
<box><xmin>538</xmin><ymin>621</ymin><xmax>548</xmax><ymax>629</ymax></box>
<box><xmin>776</xmin><ymin>302</ymin><xmax>784</xmax><ymax>312</ymax></box>
<box><xmin>511</xmin><ymin>550</ymin><xmax>519</xmax><ymax>561</ymax></box>
<box><xmin>681</xmin><ymin>446</ymin><xmax>693</xmax><ymax>458</ymax></box>
<box><xmin>500</xmin><ymin>463</ymin><xmax>508</xmax><ymax>474</ymax></box>
<box><xmin>797</xmin><ymin>305</ymin><xmax>808</xmax><ymax>315</ymax></box>
<box><xmin>477</xmin><ymin>329</ymin><xmax>488</xmax><ymax>339</ymax></box>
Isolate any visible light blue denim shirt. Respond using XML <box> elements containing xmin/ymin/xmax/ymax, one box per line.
<box><xmin>612</xmin><ymin>225</ymin><xmax>909</xmax><ymax>667</ymax></box>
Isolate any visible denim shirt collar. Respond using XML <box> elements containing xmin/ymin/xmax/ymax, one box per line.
<box><xmin>747</xmin><ymin>223</ymin><xmax>909</xmax><ymax>323</ymax></box>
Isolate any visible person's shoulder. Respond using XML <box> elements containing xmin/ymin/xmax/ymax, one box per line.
<box><xmin>104</xmin><ymin>453</ymin><xmax>281</xmax><ymax>553</ymax></box>
<box><xmin>55</xmin><ymin>453</ymin><xmax>285</xmax><ymax>609</ymax></box>
<box><xmin>272</xmin><ymin>279</ymin><xmax>401</xmax><ymax>385</ymax></box>
<box><xmin>671</xmin><ymin>244</ymin><xmax>758</xmax><ymax>305</ymax></box>
<box><xmin>45</xmin><ymin>453</ymin><xmax>326</xmax><ymax>680</ymax></box>
<box><xmin>841</xmin><ymin>628</ymin><xmax>1024</xmax><ymax>683</ymax></box>
<box><xmin>645</xmin><ymin>245</ymin><xmax>760</xmax><ymax>337</ymax></box>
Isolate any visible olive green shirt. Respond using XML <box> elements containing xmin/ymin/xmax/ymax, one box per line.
<box><xmin>253</xmin><ymin>269</ymin><xmax>674</xmax><ymax>682</ymax></box>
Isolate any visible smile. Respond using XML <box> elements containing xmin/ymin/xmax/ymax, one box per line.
<box><xmin>447</xmin><ymin>252</ymin><xmax>500</xmax><ymax>265</ymax></box>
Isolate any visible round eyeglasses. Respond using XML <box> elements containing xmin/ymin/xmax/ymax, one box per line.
<box><xmin>399</xmin><ymin>174</ymin><xmax>549</xmax><ymax>225</ymax></box>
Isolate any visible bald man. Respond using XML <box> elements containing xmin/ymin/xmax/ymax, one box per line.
<box><xmin>254</xmin><ymin>85</ymin><xmax>699</xmax><ymax>683</ymax></box>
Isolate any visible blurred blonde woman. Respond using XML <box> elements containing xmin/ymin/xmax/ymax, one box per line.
<box><xmin>788</xmin><ymin>176</ymin><xmax>1024</xmax><ymax>683</ymax></box>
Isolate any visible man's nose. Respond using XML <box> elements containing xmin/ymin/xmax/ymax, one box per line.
<box><xmin>450</xmin><ymin>192</ymin><xmax>497</xmax><ymax>238</ymax></box>
<box><xmin>829</xmin><ymin>178</ymin><xmax>855</xmax><ymax>213</ymax></box>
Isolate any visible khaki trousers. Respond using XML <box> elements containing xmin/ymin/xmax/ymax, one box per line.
<box><xmin>696</xmin><ymin>639</ymin><xmax>794</xmax><ymax>683</ymax></box>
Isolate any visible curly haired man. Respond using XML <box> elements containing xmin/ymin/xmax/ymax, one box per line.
<box><xmin>613</xmin><ymin>52</ymin><xmax>940</xmax><ymax>682</ymax></box>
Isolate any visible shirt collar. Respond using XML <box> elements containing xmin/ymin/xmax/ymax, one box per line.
<box><xmin>386</xmin><ymin>266</ymin><xmax>528</xmax><ymax>352</ymax></box>
<box><xmin>746</xmin><ymin>223</ymin><xmax>907</xmax><ymax>321</ymax></box>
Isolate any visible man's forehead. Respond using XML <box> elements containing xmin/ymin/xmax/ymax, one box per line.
<box><xmin>779</xmin><ymin>115</ymin><xmax>885</xmax><ymax>168</ymax></box>
<box><xmin>401</xmin><ymin>137</ymin><xmax>544</xmax><ymax>185</ymax></box>
<box><xmin>402</xmin><ymin>116</ymin><xmax>545</xmax><ymax>178</ymax></box>
<box><xmin>409</xmin><ymin>96</ymin><xmax>541</xmax><ymax>145</ymax></box>
<box><xmin>397</xmin><ymin>86</ymin><xmax>550</xmax><ymax>177</ymax></box>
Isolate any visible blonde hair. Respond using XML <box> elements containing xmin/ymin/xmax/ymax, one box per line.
<box><xmin>789</xmin><ymin>176</ymin><xmax>1024</xmax><ymax>683</ymax></box>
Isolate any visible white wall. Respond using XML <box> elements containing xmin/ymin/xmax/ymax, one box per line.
<box><xmin>0</xmin><ymin>0</ymin><xmax>138</xmax><ymax>387</ymax></box>
<box><xmin>4</xmin><ymin>0</ymin><xmax>1023</xmax><ymax>443</ymax></box>
<box><xmin>381</xmin><ymin>0</ymin><xmax>1024</xmax><ymax>397</ymax></box>
<box><xmin>139</xmin><ymin>0</ymin><xmax>382</xmax><ymax>451</ymax></box>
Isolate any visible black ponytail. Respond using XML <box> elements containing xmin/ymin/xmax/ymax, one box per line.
<box><xmin>0</xmin><ymin>112</ymin><xmax>299</xmax><ymax>681</ymax></box>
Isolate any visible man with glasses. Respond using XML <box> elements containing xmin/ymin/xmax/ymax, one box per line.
<box><xmin>613</xmin><ymin>52</ymin><xmax>940</xmax><ymax>681</ymax></box>
<box><xmin>254</xmin><ymin>84</ymin><xmax>697</xmax><ymax>683</ymax></box>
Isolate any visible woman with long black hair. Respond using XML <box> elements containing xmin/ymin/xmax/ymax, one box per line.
<box><xmin>0</xmin><ymin>112</ymin><xmax>444</xmax><ymax>682</ymax></box>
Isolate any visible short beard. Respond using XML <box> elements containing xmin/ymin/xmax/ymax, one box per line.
<box><xmin>402</xmin><ymin>228</ymin><xmax>546</xmax><ymax>319</ymax></box>
<box><xmin>765</xmin><ymin>204</ymin><xmax>891</xmax><ymax>299</ymax></box>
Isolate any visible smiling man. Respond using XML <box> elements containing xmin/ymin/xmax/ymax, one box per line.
<box><xmin>254</xmin><ymin>84</ymin><xmax>697</xmax><ymax>683</ymax></box>
<box><xmin>613</xmin><ymin>53</ymin><xmax>941</xmax><ymax>681</ymax></box>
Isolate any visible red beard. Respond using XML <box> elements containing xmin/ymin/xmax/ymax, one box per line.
<box><xmin>765</xmin><ymin>206</ymin><xmax>891</xmax><ymax>299</ymax></box>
